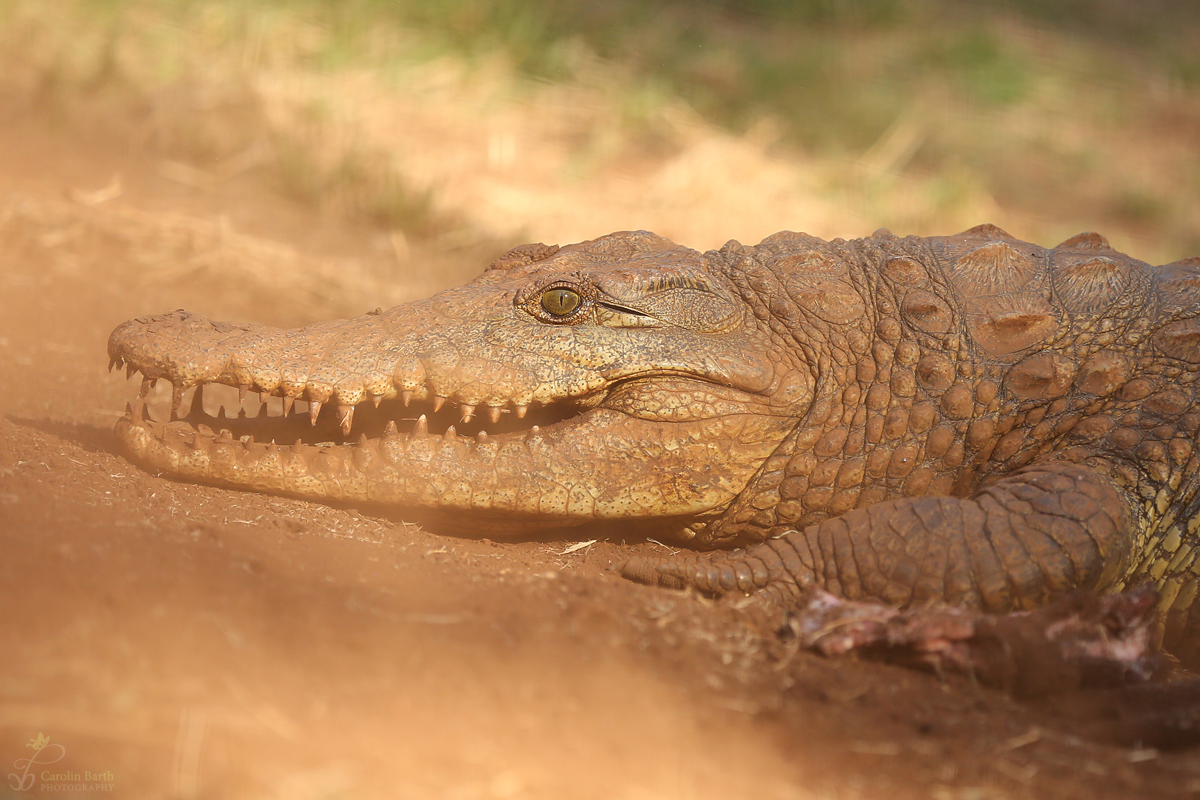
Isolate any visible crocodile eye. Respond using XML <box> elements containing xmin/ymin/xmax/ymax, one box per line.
<box><xmin>540</xmin><ymin>287</ymin><xmax>582</xmax><ymax>318</ymax></box>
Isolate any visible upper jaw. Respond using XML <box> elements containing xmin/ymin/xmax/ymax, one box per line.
<box><xmin>106</xmin><ymin>292</ymin><xmax>780</xmax><ymax>444</ymax></box>
<box><xmin>105</xmin><ymin>302</ymin><xmax>601</xmax><ymax>439</ymax></box>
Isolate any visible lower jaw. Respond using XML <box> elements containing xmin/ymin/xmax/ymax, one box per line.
<box><xmin>113</xmin><ymin>402</ymin><xmax>782</xmax><ymax>538</ymax></box>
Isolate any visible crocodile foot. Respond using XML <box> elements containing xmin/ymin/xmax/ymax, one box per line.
<box><xmin>618</xmin><ymin>539</ymin><xmax>809</xmax><ymax>606</ymax></box>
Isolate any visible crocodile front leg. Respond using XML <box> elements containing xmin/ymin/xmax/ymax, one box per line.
<box><xmin>620</xmin><ymin>461</ymin><xmax>1134</xmax><ymax>613</ymax></box>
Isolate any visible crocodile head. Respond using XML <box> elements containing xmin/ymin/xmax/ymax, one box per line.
<box><xmin>108</xmin><ymin>231</ymin><xmax>812</xmax><ymax>540</ymax></box>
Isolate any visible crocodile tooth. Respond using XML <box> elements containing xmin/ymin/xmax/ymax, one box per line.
<box><xmin>108</xmin><ymin>358</ymin><xmax>119</xmax><ymax>373</ymax></box>
<box><xmin>309</xmin><ymin>400</ymin><xmax>322</xmax><ymax>426</ymax></box>
<box><xmin>432</xmin><ymin>396</ymin><xmax>446</xmax><ymax>413</ymax></box>
<box><xmin>372</xmin><ymin>395</ymin><xmax>382</xmax><ymax>408</ymax></box>
<box><xmin>259</xmin><ymin>390</ymin><xmax>272</xmax><ymax>404</ymax></box>
<box><xmin>171</xmin><ymin>385</ymin><xmax>185</xmax><ymax>419</ymax></box>
<box><xmin>292</xmin><ymin>439</ymin><xmax>304</xmax><ymax>454</ymax></box>
<box><xmin>514</xmin><ymin>404</ymin><xmax>528</xmax><ymax>419</ymax></box>
<box><xmin>217</xmin><ymin>429</ymin><xmax>233</xmax><ymax>443</ymax></box>
<box><xmin>190</xmin><ymin>433</ymin><xmax>204</xmax><ymax>450</ymax></box>
<box><xmin>282</xmin><ymin>396</ymin><xmax>295</xmax><ymax>416</ymax></box>
<box><xmin>444</xmin><ymin>425</ymin><xmax>457</xmax><ymax>440</ymax></box>
<box><xmin>487</xmin><ymin>406</ymin><xmax>502</xmax><ymax>424</ymax></box>
<box><xmin>358</xmin><ymin>433</ymin><xmax>370</xmax><ymax>447</ymax></box>
<box><xmin>198</xmin><ymin>423</ymin><xmax>215</xmax><ymax>436</ymax></box>
<box><xmin>238</xmin><ymin>384</ymin><xmax>250</xmax><ymax>402</ymax></box>
<box><xmin>189</xmin><ymin>384</ymin><xmax>205</xmax><ymax>417</ymax></box>
<box><xmin>527</xmin><ymin>425</ymin><xmax>541</xmax><ymax>440</ymax></box>
<box><xmin>459</xmin><ymin>404</ymin><xmax>475</xmax><ymax>423</ymax></box>
<box><xmin>413</xmin><ymin>414</ymin><xmax>428</xmax><ymax>436</ymax></box>
<box><xmin>476</xmin><ymin>430</ymin><xmax>488</xmax><ymax>443</ymax></box>
<box><xmin>401</xmin><ymin>390</ymin><xmax>413</xmax><ymax>407</ymax></box>
<box><xmin>384</xmin><ymin>420</ymin><xmax>399</xmax><ymax>438</ymax></box>
<box><xmin>338</xmin><ymin>404</ymin><xmax>355</xmax><ymax>436</ymax></box>
<box><xmin>126</xmin><ymin>363</ymin><xmax>137</xmax><ymax>380</ymax></box>
<box><xmin>244</xmin><ymin>434</ymin><xmax>256</xmax><ymax>445</ymax></box>
<box><xmin>139</xmin><ymin>377</ymin><xmax>155</xmax><ymax>397</ymax></box>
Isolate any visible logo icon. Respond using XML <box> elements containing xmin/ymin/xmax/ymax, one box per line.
<box><xmin>8</xmin><ymin>733</ymin><xmax>66</xmax><ymax>791</ymax></box>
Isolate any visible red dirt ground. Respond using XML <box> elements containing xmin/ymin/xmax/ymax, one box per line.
<box><xmin>3</xmin><ymin>104</ymin><xmax>1200</xmax><ymax>800</ymax></box>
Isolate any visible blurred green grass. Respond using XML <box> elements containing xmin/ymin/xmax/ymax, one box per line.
<box><xmin>2</xmin><ymin>0</ymin><xmax>1197</xmax><ymax>259</ymax></box>
<box><xmin>296</xmin><ymin>0</ymin><xmax>1200</xmax><ymax>152</ymax></box>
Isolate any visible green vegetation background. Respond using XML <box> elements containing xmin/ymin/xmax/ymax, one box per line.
<box><xmin>4</xmin><ymin>0</ymin><xmax>1198</xmax><ymax>258</ymax></box>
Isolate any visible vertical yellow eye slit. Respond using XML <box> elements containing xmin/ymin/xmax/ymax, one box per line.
<box><xmin>540</xmin><ymin>287</ymin><xmax>582</xmax><ymax>318</ymax></box>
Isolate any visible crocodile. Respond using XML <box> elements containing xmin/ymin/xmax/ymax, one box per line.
<box><xmin>108</xmin><ymin>225</ymin><xmax>1200</xmax><ymax>663</ymax></box>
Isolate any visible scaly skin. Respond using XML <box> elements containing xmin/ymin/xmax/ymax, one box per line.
<box><xmin>109</xmin><ymin>226</ymin><xmax>1200</xmax><ymax>662</ymax></box>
